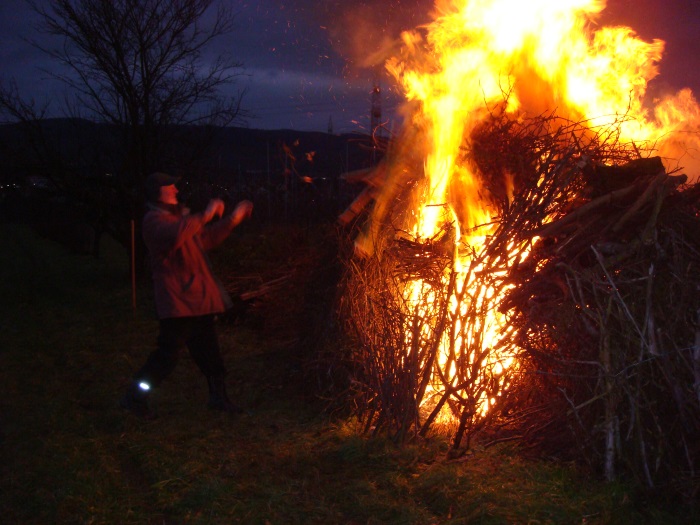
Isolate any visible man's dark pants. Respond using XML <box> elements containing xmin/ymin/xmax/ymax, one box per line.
<box><xmin>135</xmin><ymin>314</ymin><xmax>225</xmax><ymax>387</ymax></box>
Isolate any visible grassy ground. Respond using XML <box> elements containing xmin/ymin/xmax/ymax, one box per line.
<box><xmin>0</xmin><ymin>222</ymin><xmax>694</xmax><ymax>524</ymax></box>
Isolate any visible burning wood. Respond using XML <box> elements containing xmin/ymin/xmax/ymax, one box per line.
<box><xmin>497</xmin><ymin>151</ymin><xmax>700</xmax><ymax>490</ymax></box>
<box><xmin>333</xmin><ymin>0</ymin><xmax>700</xmax><ymax>500</ymax></box>
<box><xmin>337</xmin><ymin>109</ymin><xmax>700</xmax><ymax>498</ymax></box>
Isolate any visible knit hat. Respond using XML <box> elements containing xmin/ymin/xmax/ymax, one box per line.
<box><xmin>145</xmin><ymin>172</ymin><xmax>180</xmax><ymax>202</ymax></box>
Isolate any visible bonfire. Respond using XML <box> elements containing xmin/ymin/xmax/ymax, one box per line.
<box><xmin>336</xmin><ymin>0</ymin><xmax>700</xmax><ymax>499</ymax></box>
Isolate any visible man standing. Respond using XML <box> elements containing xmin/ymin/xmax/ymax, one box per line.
<box><xmin>121</xmin><ymin>172</ymin><xmax>253</xmax><ymax>418</ymax></box>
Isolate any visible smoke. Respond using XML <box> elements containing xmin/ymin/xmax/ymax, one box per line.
<box><xmin>322</xmin><ymin>0</ymin><xmax>434</xmax><ymax>72</ymax></box>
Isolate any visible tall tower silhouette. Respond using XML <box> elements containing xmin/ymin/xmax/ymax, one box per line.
<box><xmin>370</xmin><ymin>80</ymin><xmax>382</xmax><ymax>138</ymax></box>
<box><xmin>370</xmin><ymin>77</ymin><xmax>383</xmax><ymax>165</ymax></box>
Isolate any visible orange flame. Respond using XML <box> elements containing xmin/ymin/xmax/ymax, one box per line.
<box><xmin>387</xmin><ymin>0</ymin><xmax>698</xmax><ymax>238</ymax></box>
<box><xmin>365</xmin><ymin>0</ymin><xmax>700</xmax><ymax>421</ymax></box>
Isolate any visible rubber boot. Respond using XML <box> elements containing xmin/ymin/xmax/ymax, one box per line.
<box><xmin>206</xmin><ymin>375</ymin><xmax>244</xmax><ymax>414</ymax></box>
<box><xmin>119</xmin><ymin>381</ymin><xmax>156</xmax><ymax>420</ymax></box>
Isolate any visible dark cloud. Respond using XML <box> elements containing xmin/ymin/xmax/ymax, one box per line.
<box><xmin>1</xmin><ymin>0</ymin><xmax>699</xmax><ymax>131</ymax></box>
<box><xmin>221</xmin><ymin>1</ymin><xmax>436</xmax><ymax>129</ymax></box>
<box><xmin>0</xmin><ymin>0</ymin><xmax>65</xmax><ymax>103</ymax></box>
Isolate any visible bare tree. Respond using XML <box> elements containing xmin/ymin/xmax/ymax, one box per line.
<box><xmin>0</xmin><ymin>0</ymin><xmax>247</xmax><ymax>273</ymax></box>
<box><xmin>29</xmin><ymin>0</ymin><xmax>246</xmax><ymax>179</ymax></box>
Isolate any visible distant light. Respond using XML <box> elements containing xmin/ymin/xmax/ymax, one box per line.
<box><xmin>138</xmin><ymin>382</ymin><xmax>151</xmax><ymax>391</ymax></box>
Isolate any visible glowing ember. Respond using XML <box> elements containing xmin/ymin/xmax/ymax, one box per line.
<box><xmin>358</xmin><ymin>0</ymin><xmax>700</xmax><ymax>426</ymax></box>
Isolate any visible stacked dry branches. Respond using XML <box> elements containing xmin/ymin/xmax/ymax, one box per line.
<box><xmin>339</xmin><ymin>108</ymin><xmax>700</xmax><ymax>498</ymax></box>
<box><xmin>492</xmin><ymin>135</ymin><xmax>700</xmax><ymax>498</ymax></box>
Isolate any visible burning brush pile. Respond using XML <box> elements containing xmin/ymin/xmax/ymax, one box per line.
<box><xmin>334</xmin><ymin>0</ymin><xmax>700</xmax><ymax>499</ymax></box>
<box><xmin>340</xmin><ymin>110</ymin><xmax>700</xmax><ymax>493</ymax></box>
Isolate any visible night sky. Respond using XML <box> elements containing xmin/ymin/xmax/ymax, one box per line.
<box><xmin>1</xmin><ymin>0</ymin><xmax>698</xmax><ymax>132</ymax></box>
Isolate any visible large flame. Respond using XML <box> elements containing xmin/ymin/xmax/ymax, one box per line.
<box><xmin>365</xmin><ymin>0</ymin><xmax>700</xmax><ymax>422</ymax></box>
<box><xmin>387</xmin><ymin>0</ymin><xmax>698</xmax><ymax>237</ymax></box>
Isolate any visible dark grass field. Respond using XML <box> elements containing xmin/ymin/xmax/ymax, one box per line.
<box><xmin>0</xmin><ymin>222</ymin><xmax>694</xmax><ymax>524</ymax></box>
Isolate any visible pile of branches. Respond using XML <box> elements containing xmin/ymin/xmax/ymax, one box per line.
<box><xmin>338</xmin><ymin>221</ymin><xmax>457</xmax><ymax>443</ymax></box>
<box><xmin>339</xmin><ymin>109</ymin><xmax>700</xmax><ymax>499</ymax></box>
<box><xmin>490</xmin><ymin>125</ymin><xmax>700</xmax><ymax>499</ymax></box>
